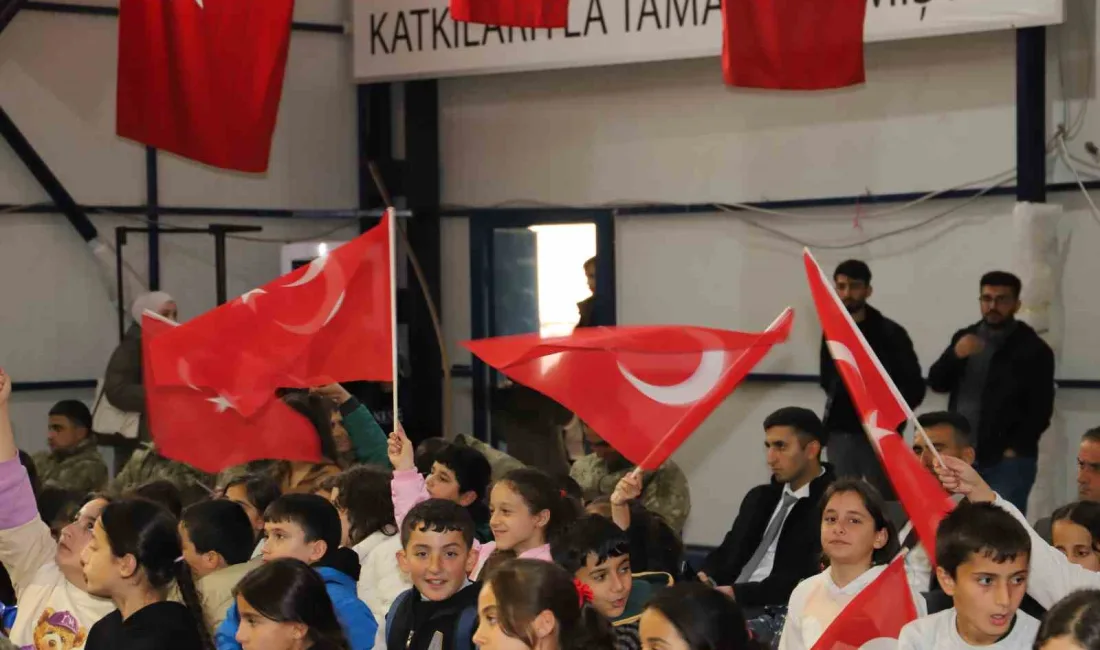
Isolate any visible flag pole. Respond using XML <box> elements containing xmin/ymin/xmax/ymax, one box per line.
<box><xmin>805</xmin><ymin>248</ymin><xmax>945</xmax><ymax>468</ymax></box>
<box><xmin>388</xmin><ymin>207</ymin><xmax>399</xmax><ymax>428</ymax></box>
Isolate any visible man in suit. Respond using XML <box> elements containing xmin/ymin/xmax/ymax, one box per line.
<box><xmin>698</xmin><ymin>407</ymin><xmax>834</xmax><ymax>611</ymax></box>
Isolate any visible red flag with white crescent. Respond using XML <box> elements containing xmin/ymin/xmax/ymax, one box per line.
<box><xmin>809</xmin><ymin>554</ymin><xmax>918</xmax><ymax>650</ymax></box>
<box><xmin>804</xmin><ymin>249</ymin><xmax>953</xmax><ymax>562</ymax></box>
<box><xmin>463</xmin><ymin>309</ymin><xmax>793</xmax><ymax>470</ymax></box>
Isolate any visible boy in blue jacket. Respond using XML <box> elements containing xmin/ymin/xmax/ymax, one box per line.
<box><xmin>215</xmin><ymin>493</ymin><xmax>377</xmax><ymax>650</ymax></box>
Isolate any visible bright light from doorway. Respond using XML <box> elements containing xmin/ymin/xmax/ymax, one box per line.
<box><xmin>528</xmin><ymin>223</ymin><xmax>597</xmax><ymax>338</ymax></box>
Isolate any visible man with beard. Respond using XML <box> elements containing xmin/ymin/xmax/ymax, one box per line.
<box><xmin>928</xmin><ymin>270</ymin><xmax>1054</xmax><ymax>514</ymax></box>
<box><xmin>819</xmin><ymin>260</ymin><xmax>925</xmax><ymax>498</ymax></box>
<box><xmin>569</xmin><ymin>422</ymin><xmax>691</xmax><ymax>534</ymax></box>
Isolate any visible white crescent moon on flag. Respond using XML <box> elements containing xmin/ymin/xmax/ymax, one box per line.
<box><xmin>177</xmin><ymin>359</ymin><xmax>200</xmax><ymax>392</ymax></box>
<box><xmin>283</xmin><ymin>256</ymin><xmax>328</xmax><ymax>288</ymax></box>
<box><xmin>617</xmin><ymin>348</ymin><xmax>727</xmax><ymax>406</ymax></box>
<box><xmin>273</xmin><ymin>256</ymin><xmax>347</xmax><ymax>335</ymax></box>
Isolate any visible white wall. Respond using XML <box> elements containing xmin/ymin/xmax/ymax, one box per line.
<box><xmin>437</xmin><ymin>5</ymin><xmax>1100</xmax><ymax>546</ymax></box>
<box><xmin>0</xmin><ymin>2</ymin><xmax>355</xmax><ymax>452</ymax></box>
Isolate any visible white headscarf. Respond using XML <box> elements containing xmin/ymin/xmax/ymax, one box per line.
<box><xmin>131</xmin><ymin>291</ymin><xmax>175</xmax><ymax>324</ymax></box>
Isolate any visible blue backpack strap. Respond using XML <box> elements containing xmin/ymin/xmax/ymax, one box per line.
<box><xmin>452</xmin><ymin>605</ymin><xmax>479</xmax><ymax>650</ymax></box>
<box><xmin>385</xmin><ymin>589</ymin><xmax>413</xmax><ymax>643</ymax></box>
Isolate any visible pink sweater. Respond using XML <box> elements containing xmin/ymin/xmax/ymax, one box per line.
<box><xmin>390</xmin><ymin>469</ymin><xmax>552</xmax><ymax>579</ymax></box>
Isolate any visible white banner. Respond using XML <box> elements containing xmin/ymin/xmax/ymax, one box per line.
<box><xmin>353</xmin><ymin>0</ymin><xmax>1063</xmax><ymax>83</ymax></box>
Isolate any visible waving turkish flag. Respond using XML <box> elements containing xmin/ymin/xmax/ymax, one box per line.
<box><xmin>116</xmin><ymin>0</ymin><xmax>294</xmax><ymax>172</ymax></box>
<box><xmin>805</xmin><ymin>249</ymin><xmax>953</xmax><ymax>561</ymax></box>
<box><xmin>148</xmin><ymin>213</ymin><xmax>393</xmax><ymax>416</ymax></box>
<box><xmin>143</xmin><ymin>313</ymin><xmax>322</xmax><ymax>473</ymax></box>
<box><xmin>450</xmin><ymin>0</ymin><xmax>568</xmax><ymax>28</ymax></box>
<box><xmin>464</xmin><ymin>309</ymin><xmax>793</xmax><ymax>469</ymax></box>
<box><xmin>810</xmin><ymin>554</ymin><xmax>917</xmax><ymax>650</ymax></box>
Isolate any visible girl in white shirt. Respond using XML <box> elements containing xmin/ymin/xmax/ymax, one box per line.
<box><xmin>779</xmin><ymin>478</ymin><xmax>919</xmax><ymax>650</ymax></box>
<box><xmin>1050</xmin><ymin>502</ymin><xmax>1100</xmax><ymax>572</ymax></box>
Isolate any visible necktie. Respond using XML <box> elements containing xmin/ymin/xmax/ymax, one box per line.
<box><xmin>737</xmin><ymin>491</ymin><xmax>800</xmax><ymax>583</ymax></box>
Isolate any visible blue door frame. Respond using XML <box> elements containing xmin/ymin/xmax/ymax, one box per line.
<box><xmin>468</xmin><ymin>210</ymin><xmax>616</xmax><ymax>443</ymax></box>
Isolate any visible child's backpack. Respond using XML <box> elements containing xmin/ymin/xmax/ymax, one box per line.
<box><xmin>384</xmin><ymin>589</ymin><xmax>478</xmax><ymax>650</ymax></box>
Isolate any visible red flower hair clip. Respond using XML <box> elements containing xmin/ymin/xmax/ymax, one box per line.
<box><xmin>573</xmin><ymin>578</ymin><xmax>594</xmax><ymax>607</ymax></box>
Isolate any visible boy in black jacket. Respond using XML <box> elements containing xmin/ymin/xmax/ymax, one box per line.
<box><xmin>386</xmin><ymin>499</ymin><xmax>480</xmax><ymax>650</ymax></box>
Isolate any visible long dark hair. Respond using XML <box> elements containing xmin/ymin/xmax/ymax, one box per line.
<box><xmin>819</xmin><ymin>478</ymin><xmax>899</xmax><ymax>567</ymax></box>
<box><xmin>644</xmin><ymin>583</ymin><xmax>753</xmax><ymax>650</ymax></box>
<box><xmin>1034</xmin><ymin>589</ymin><xmax>1100</xmax><ymax>650</ymax></box>
<box><xmin>1051</xmin><ymin>501</ymin><xmax>1100</xmax><ymax>551</ymax></box>
<box><xmin>484</xmin><ymin>558</ymin><xmax>615</xmax><ymax>650</ymax></box>
<box><xmin>495</xmin><ymin>468</ymin><xmax>578</xmax><ymax>545</ymax></box>
<box><xmin>281</xmin><ymin>392</ymin><xmax>340</xmax><ymax>463</ymax></box>
<box><xmin>332</xmin><ymin>466</ymin><xmax>398</xmax><ymax>545</ymax></box>
<box><xmin>234</xmin><ymin>558</ymin><xmax>350</xmax><ymax>650</ymax></box>
<box><xmin>99</xmin><ymin>499</ymin><xmax>214</xmax><ymax>650</ymax></box>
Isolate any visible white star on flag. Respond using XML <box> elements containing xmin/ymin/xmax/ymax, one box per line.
<box><xmin>863</xmin><ymin>410</ymin><xmax>896</xmax><ymax>447</ymax></box>
<box><xmin>207</xmin><ymin>394</ymin><xmax>236</xmax><ymax>414</ymax></box>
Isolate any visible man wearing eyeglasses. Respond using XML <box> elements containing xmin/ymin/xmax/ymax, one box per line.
<box><xmin>928</xmin><ymin>271</ymin><xmax>1055</xmax><ymax>514</ymax></box>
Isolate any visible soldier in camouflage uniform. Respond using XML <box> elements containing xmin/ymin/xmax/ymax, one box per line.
<box><xmin>111</xmin><ymin>442</ymin><xmax>215</xmax><ymax>505</ymax></box>
<box><xmin>569</xmin><ymin>422</ymin><xmax>691</xmax><ymax>534</ymax></box>
<box><xmin>31</xmin><ymin>400</ymin><xmax>108</xmax><ymax>494</ymax></box>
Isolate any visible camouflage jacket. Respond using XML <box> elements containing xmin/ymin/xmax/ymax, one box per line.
<box><xmin>570</xmin><ymin>454</ymin><xmax>691</xmax><ymax>534</ymax></box>
<box><xmin>31</xmin><ymin>437</ymin><xmax>109</xmax><ymax>494</ymax></box>
<box><xmin>111</xmin><ymin>443</ymin><xmax>215</xmax><ymax>497</ymax></box>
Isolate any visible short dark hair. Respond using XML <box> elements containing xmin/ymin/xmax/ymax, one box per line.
<box><xmin>1083</xmin><ymin>427</ymin><xmax>1100</xmax><ymax>445</ymax></box>
<box><xmin>48</xmin><ymin>400</ymin><xmax>92</xmax><ymax>431</ymax></box>
<box><xmin>181</xmin><ymin>499</ymin><xmax>256</xmax><ymax>566</ymax></box>
<box><xmin>125</xmin><ymin>480</ymin><xmax>183</xmax><ymax>519</ymax></box>
<box><xmin>936</xmin><ymin>502</ymin><xmax>1031</xmax><ymax>578</ymax></box>
<box><xmin>331</xmin><ymin>466</ymin><xmax>397</xmax><ymax>546</ymax></box>
<box><xmin>834</xmin><ymin>260</ymin><xmax>871</xmax><ymax>284</ymax></box>
<box><xmin>400</xmin><ymin>498</ymin><xmax>475</xmax><ymax>549</ymax></box>
<box><xmin>916</xmin><ymin>411</ymin><xmax>972</xmax><ymax>447</ymax></box>
<box><xmin>264</xmin><ymin>494</ymin><xmax>342</xmax><ymax>559</ymax></box>
<box><xmin>979</xmin><ymin>271</ymin><xmax>1022</xmax><ymax>299</ymax></box>
<box><xmin>433</xmin><ymin>445</ymin><xmax>492</xmax><ymax>502</ymax></box>
<box><xmin>224</xmin><ymin>473</ymin><xmax>282</xmax><ymax>516</ymax></box>
<box><xmin>552</xmin><ymin>514</ymin><xmax>630</xmax><ymax>575</ymax></box>
<box><xmin>763</xmin><ymin>407</ymin><xmax>825</xmax><ymax>449</ymax></box>
<box><xmin>415</xmin><ymin>437</ymin><xmax>452</xmax><ymax>476</ymax></box>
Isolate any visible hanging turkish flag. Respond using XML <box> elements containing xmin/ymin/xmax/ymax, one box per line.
<box><xmin>148</xmin><ymin>213</ymin><xmax>393</xmax><ymax>417</ymax></box>
<box><xmin>143</xmin><ymin>313</ymin><xmax>322</xmax><ymax>473</ymax></box>
<box><xmin>464</xmin><ymin>309</ymin><xmax>793</xmax><ymax>469</ymax></box>
<box><xmin>805</xmin><ymin>249</ymin><xmax>953</xmax><ymax>562</ymax></box>
<box><xmin>450</xmin><ymin>0</ymin><xmax>568</xmax><ymax>28</ymax></box>
<box><xmin>722</xmin><ymin>0</ymin><xmax>867</xmax><ymax>90</ymax></box>
<box><xmin>809</xmin><ymin>554</ymin><xmax>917</xmax><ymax>650</ymax></box>
<box><xmin>116</xmin><ymin>0</ymin><xmax>295</xmax><ymax>172</ymax></box>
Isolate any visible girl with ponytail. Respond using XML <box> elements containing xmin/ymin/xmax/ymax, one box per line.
<box><xmin>473</xmin><ymin>558</ymin><xmax>615</xmax><ymax>650</ymax></box>
<box><xmin>80</xmin><ymin>498</ymin><xmax>213</xmax><ymax>649</ymax></box>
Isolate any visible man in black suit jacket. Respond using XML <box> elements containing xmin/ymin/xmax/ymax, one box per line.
<box><xmin>699</xmin><ymin>407</ymin><xmax>835</xmax><ymax>611</ymax></box>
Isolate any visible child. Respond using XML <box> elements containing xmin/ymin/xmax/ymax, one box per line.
<box><xmin>1051</xmin><ymin>502</ymin><xmax>1100</xmax><ymax>572</ymax></box>
<box><xmin>214</xmin><ymin>494</ymin><xmax>377</xmax><ymax>650</ymax></box>
<box><xmin>1033</xmin><ymin>589</ymin><xmax>1100</xmax><ymax>650</ymax></box>
<box><xmin>81</xmin><ymin>499</ymin><xmax>212</xmax><ymax>649</ymax></box>
<box><xmin>388</xmin><ymin>427</ymin><xmax>493</xmax><ymax>542</ymax></box>
<box><xmin>233</xmin><ymin>558</ymin><xmax>350</xmax><ymax>650</ymax></box>
<box><xmin>552</xmin><ymin>514</ymin><xmax>673</xmax><ymax>650</ymax></box>
<box><xmin>897</xmin><ymin>502</ymin><xmax>1038</xmax><ymax>650</ymax></box>
<box><xmin>385</xmin><ymin>499</ymin><xmax>481</xmax><ymax>650</ymax></box>
<box><xmin>640</xmin><ymin>582</ymin><xmax>756</xmax><ymax>650</ymax></box>
<box><xmin>474</xmin><ymin>558</ymin><xmax>616</xmax><ymax>650</ymax></box>
<box><xmin>780</xmin><ymin>478</ymin><xmax>911</xmax><ymax>650</ymax></box>
<box><xmin>180</xmin><ymin>499</ymin><xmax>264</xmax><ymax>633</ymax></box>
<box><xmin>223</xmin><ymin>473</ymin><xmax>282</xmax><ymax>558</ymax></box>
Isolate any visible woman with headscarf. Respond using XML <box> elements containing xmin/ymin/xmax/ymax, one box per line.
<box><xmin>102</xmin><ymin>292</ymin><xmax>177</xmax><ymax>466</ymax></box>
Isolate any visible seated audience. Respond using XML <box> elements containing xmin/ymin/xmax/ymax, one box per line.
<box><xmin>81</xmin><ymin>498</ymin><xmax>211</xmax><ymax>649</ymax></box>
<box><xmin>328</xmin><ymin>466</ymin><xmax>410</xmax><ymax>632</ymax></box>
<box><xmin>215</xmin><ymin>494</ymin><xmax>377</xmax><ymax>650</ymax></box>
<box><xmin>640</xmin><ymin>582</ymin><xmax>757</xmax><ymax>650</ymax></box>
<box><xmin>385</xmin><ymin>499</ymin><xmax>480</xmax><ymax>650</ymax></box>
<box><xmin>474</xmin><ymin>558</ymin><xmax>616</xmax><ymax>650</ymax></box>
<box><xmin>780</xmin><ymin>478</ymin><xmax>915</xmax><ymax>650</ymax></box>
<box><xmin>897</xmin><ymin>502</ymin><xmax>1038</xmax><ymax>650</ymax></box>
<box><xmin>0</xmin><ymin>370</ymin><xmax>115</xmax><ymax>647</ymax></box>
<box><xmin>570</xmin><ymin>422</ymin><xmax>691</xmax><ymax>534</ymax></box>
<box><xmin>1036</xmin><ymin>428</ymin><xmax>1100</xmax><ymax>543</ymax></box>
<box><xmin>700</xmin><ymin>407</ymin><xmax>835</xmax><ymax>612</ymax></box>
<box><xmin>180</xmin><ymin>499</ymin><xmax>263</xmax><ymax>632</ymax></box>
<box><xmin>32</xmin><ymin>399</ymin><xmax>108</xmax><ymax>493</ymax></box>
<box><xmin>1034</xmin><ymin>589</ymin><xmax>1100</xmax><ymax>650</ymax></box>
<box><xmin>223</xmin><ymin>473</ymin><xmax>282</xmax><ymax>558</ymax></box>
<box><xmin>233</xmin><ymin>558</ymin><xmax>351</xmax><ymax>650</ymax></box>
<box><xmin>1050</xmin><ymin>502</ymin><xmax>1100</xmax><ymax>572</ymax></box>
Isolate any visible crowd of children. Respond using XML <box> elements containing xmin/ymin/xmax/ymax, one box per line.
<box><xmin>9</xmin><ymin>364</ymin><xmax>1100</xmax><ymax>650</ymax></box>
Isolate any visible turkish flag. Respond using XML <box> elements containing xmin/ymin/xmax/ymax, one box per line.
<box><xmin>143</xmin><ymin>313</ymin><xmax>322</xmax><ymax>473</ymax></box>
<box><xmin>722</xmin><ymin>0</ymin><xmax>867</xmax><ymax>90</ymax></box>
<box><xmin>809</xmin><ymin>554</ymin><xmax>917</xmax><ymax>650</ymax></box>
<box><xmin>464</xmin><ymin>309</ymin><xmax>793</xmax><ymax>470</ymax></box>
<box><xmin>450</xmin><ymin>0</ymin><xmax>568</xmax><ymax>28</ymax></box>
<box><xmin>148</xmin><ymin>213</ymin><xmax>393</xmax><ymax>416</ymax></box>
<box><xmin>805</xmin><ymin>249</ymin><xmax>953</xmax><ymax>561</ymax></box>
<box><xmin>116</xmin><ymin>0</ymin><xmax>294</xmax><ymax>172</ymax></box>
